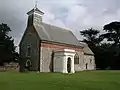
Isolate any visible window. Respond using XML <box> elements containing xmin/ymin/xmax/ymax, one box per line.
<box><xmin>83</xmin><ymin>58</ymin><xmax>85</xmax><ymax>64</ymax></box>
<box><xmin>27</xmin><ymin>45</ymin><xmax>31</xmax><ymax>56</ymax></box>
<box><xmin>74</xmin><ymin>53</ymin><xmax>79</xmax><ymax>64</ymax></box>
<box><xmin>26</xmin><ymin>59</ymin><xmax>32</xmax><ymax>67</ymax></box>
<box><xmin>90</xmin><ymin>58</ymin><xmax>92</xmax><ymax>63</ymax></box>
<box><xmin>25</xmin><ymin>59</ymin><xmax>32</xmax><ymax>71</ymax></box>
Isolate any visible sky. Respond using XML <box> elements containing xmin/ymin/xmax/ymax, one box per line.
<box><xmin>0</xmin><ymin>0</ymin><xmax>120</xmax><ymax>51</ymax></box>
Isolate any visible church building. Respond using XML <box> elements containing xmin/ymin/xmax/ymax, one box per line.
<box><xmin>19</xmin><ymin>6</ymin><xmax>96</xmax><ymax>73</ymax></box>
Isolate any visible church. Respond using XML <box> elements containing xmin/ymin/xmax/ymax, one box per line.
<box><xmin>19</xmin><ymin>6</ymin><xmax>96</xmax><ymax>73</ymax></box>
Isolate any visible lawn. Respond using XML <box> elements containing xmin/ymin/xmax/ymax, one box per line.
<box><xmin>0</xmin><ymin>70</ymin><xmax>120</xmax><ymax>90</ymax></box>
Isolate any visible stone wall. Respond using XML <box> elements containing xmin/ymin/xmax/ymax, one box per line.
<box><xmin>40</xmin><ymin>42</ymin><xmax>83</xmax><ymax>72</ymax></box>
<box><xmin>20</xmin><ymin>26</ymin><xmax>40</xmax><ymax>72</ymax></box>
<box><xmin>40</xmin><ymin>42</ymin><xmax>95</xmax><ymax>72</ymax></box>
<box><xmin>74</xmin><ymin>51</ymin><xmax>85</xmax><ymax>71</ymax></box>
<box><xmin>40</xmin><ymin>47</ymin><xmax>53</xmax><ymax>72</ymax></box>
<box><xmin>83</xmin><ymin>55</ymin><xmax>96</xmax><ymax>70</ymax></box>
<box><xmin>0</xmin><ymin>62</ymin><xmax>19</xmax><ymax>72</ymax></box>
<box><xmin>74</xmin><ymin>55</ymin><xmax>95</xmax><ymax>71</ymax></box>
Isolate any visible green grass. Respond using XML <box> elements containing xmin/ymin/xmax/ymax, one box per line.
<box><xmin>0</xmin><ymin>70</ymin><xmax>120</xmax><ymax>90</ymax></box>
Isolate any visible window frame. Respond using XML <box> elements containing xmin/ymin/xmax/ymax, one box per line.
<box><xmin>26</xmin><ymin>45</ymin><xmax>31</xmax><ymax>57</ymax></box>
<box><xmin>90</xmin><ymin>58</ymin><xmax>92</xmax><ymax>63</ymax></box>
<box><xmin>74</xmin><ymin>53</ymin><xmax>79</xmax><ymax>64</ymax></box>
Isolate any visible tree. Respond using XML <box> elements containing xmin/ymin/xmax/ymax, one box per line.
<box><xmin>80</xmin><ymin>28</ymin><xmax>103</xmax><ymax>69</ymax></box>
<box><xmin>80</xmin><ymin>22</ymin><xmax>120</xmax><ymax>70</ymax></box>
<box><xmin>0</xmin><ymin>23</ymin><xmax>17</xmax><ymax>65</ymax></box>
<box><xmin>80</xmin><ymin>28</ymin><xmax>102</xmax><ymax>49</ymax></box>
<box><xmin>100</xmin><ymin>21</ymin><xmax>120</xmax><ymax>69</ymax></box>
<box><xmin>101</xmin><ymin>22</ymin><xmax>120</xmax><ymax>55</ymax></box>
<box><xmin>98</xmin><ymin>43</ymin><xmax>113</xmax><ymax>69</ymax></box>
<box><xmin>101</xmin><ymin>22</ymin><xmax>120</xmax><ymax>43</ymax></box>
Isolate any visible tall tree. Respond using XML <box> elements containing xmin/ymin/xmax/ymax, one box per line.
<box><xmin>101</xmin><ymin>21</ymin><xmax>120</xmax><ymax>45</ymax></box>
<box><xmin>80</xmin><ymin>28</ymin><xmax>103</xmax><ymax>69</ymax></box>
<box><xmin>80</xmin><ymin>28</ymin><xmax>102</xmax><ymax>49</ymax></box>
<box><xmin>100</xmin><ymin>21</ymin><xmax>120</xmax><ymax>69</ymax></box>
<box><xmin>0</xmin><ymin>23</ymin><xmax>16</xmax><ymax>65</ymax></box>
<box><xmin>98</xmin><ymin>43</ymin><xmax>114</xmax><ymax>69</ymax></box>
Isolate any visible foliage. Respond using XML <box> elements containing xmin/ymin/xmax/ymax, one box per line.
<box><xmin>0</xmin><ymin>23</ymin><xmax>18</xmax><ymax>65</ymax></box>
<box><xmin>80</xmin><ymin>28</ymin><xmax>103</xmax><ymax>69</ymax></box>
<box><xmin>101</xmin><ymin>21</ymin><xmax>120</xmax><ymax>69</ymax></box>
<box><xmin>80</xmin><ymin>28</ymin><xmax>102</xmax><ymax>47</ymax></box>
<box><xmin>101</xmin><ymin>21</ymin><xmax>120</xmax><ymax>45</ymax></box>
<box><xmin>80</xmin><ymin>21</ymin><xmax>120</xmax><ymax>70</ymax></box>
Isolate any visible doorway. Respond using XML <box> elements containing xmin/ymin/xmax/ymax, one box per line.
<box><xmin>25</xmin><ymin>59</ymin><xmax>32</xmax><ymax>71</ymax></box>
<box><xmin>67</xmin><ymin>57</ymin><xmax>71</xmax><ymax>73</ymax></box>
<box><xmin>86</xmin><ymin>63</ymin><xmax>88</xmax><ymax>70</ymax></box>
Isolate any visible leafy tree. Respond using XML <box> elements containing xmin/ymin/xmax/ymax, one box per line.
<box><xmin>80</xmin><ymin>28</ymin><xmax>102</xmax><ymax>50</ymax></box>
<box><xmin>98</xmin><ymin>43</ymin><xmax>114</xmax><ymax>69</ymax></box>
<box><xmin>100</xmin><ymin>21</ymin><xmax>120</xmax><ymax>56</ymax></box>
<box><xmin>100</xmin><ymin>21</ymin><xmax>120</xmax><ymax>69</ymax></box>
<box><xmin>0</xmin><ymin>23</ymin><xmax>17</xmax><ymax>65</ymax></box>
<box><xmin>80</xmin><ymin>28</ymin><xmax>103</xmax><ymax>69</ymax></box>
<box><xmin>80</xmin><ymin>22</ymin><xmax>120</xmax><ymax>70</ymax></box>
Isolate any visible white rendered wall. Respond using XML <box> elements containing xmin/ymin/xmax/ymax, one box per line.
<box><xmin>62</xmin><ymin>56</ymin><xmax>68</xmax><ymax>73</ymax></box>
<box><xmin>53</xmin><ymin>57</ymin><xmax>64</xmax><ymax>72</ymax></box>
<box><xmin>53</xmin><ymin>51</ymin><xmax>65</xmax><ymax>73</ymax></box>
<box><xmin>64</xmin><ymin>49</ymin><xmax>75</xmax><ymax>73</ymax></box>
<box><xmin>53</xmin><ymin>49</ymin><xmax>75</xmax><ymax>73</ymax></box>
<box><xmin>66</xmin><ymin>55</ymin><xmax>75</xmax><ymax>73</ymax></box>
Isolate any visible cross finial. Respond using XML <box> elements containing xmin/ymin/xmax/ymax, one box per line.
<box><xmin>35</xmin><ymin>0</ymin><xmax>38</xmax><ymax>9</ymax></box>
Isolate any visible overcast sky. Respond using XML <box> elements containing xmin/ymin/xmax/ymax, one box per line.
<box><xmin>0</xmin><ymin>0</ymin><xmax>120</xmax><ymax>51</ymax></box>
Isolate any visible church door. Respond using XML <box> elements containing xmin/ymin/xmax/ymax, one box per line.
<box><xmin>67</xmin><ymin>57</ymin><xmax>71</xmax><ymax>73</ymax></box>
<box><xmin>86</xmin><ymin>63</ymin><xmax>88</xmax><ymax>70</ymax></box>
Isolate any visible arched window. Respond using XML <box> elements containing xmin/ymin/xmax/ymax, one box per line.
<box><xmin>26</xmin><ymin>59</ymin><xmax>32</xmax><ymax>67</ymax></box>
<box><xmin>90</xmin><ymin>58</ymin><xmax>92</xmax><ymax>63</ymax></box>
<box><xmin>25</xmin><ymin>59</ymin><xmax>32</xmax><ymax>71</ymax></box>
<box><xmin>27</xmin><ymin>45</ymin><xmax>31</xmax><ymax>56</ymax></box>
<box><xmin>74</xmin><ymin>53</ymin><xmax>79</xmax><ymax>64</ymax></box>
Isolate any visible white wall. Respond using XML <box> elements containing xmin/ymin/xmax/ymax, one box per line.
<box><xmin>53</xmin><ymin>49</ymin><xmax>75</xmax><ymax>73</ymax></box>
<box><xmin>53</xmin><ymin>49</ymin><xmax>95</xmax><ymax>73</ymax></box>
<box><xmin>53</xmin><ymin>57</ymin><xmax>63</xmax><ymax>72</ymax></box>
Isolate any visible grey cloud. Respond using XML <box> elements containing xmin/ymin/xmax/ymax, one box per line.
<box><xmin>0</xmin><ymin>0</ymin><xmax>120</xmax><ymax>52</ymax></box>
